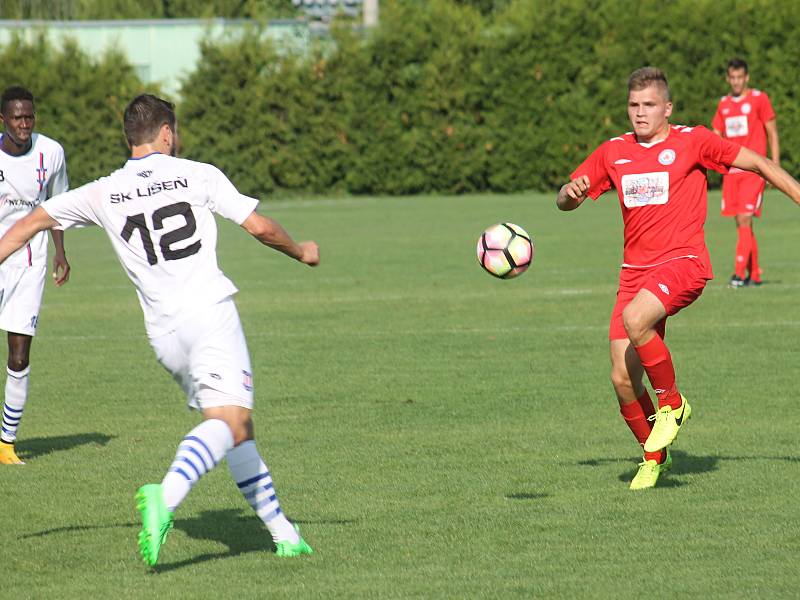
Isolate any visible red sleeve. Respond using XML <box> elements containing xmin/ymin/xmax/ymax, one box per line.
<box><xmin>694</xmin><ymin>125</ymin><xmax>741</xmax><ymax>173</ymax></box>
<box><xmin>760</xmin><ymin>92</ymin><xmax>776</xmax><ymax>123</ymax></box>
<box><xmin>711</xmin><ymin>101</ymin><xmax>725</xmax><ymax>133</ymax></box>
<box><xmin>569</xmin><ymin>142</ymin><xmax>612</xmax><ymax>200</ymax></box>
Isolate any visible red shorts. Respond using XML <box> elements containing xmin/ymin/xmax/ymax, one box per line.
<box><xmin>609</xmin><ymin>257</ymin><xmax>710</xmax><ymax>340</ymax></box>
<box><xmin>721</xmin><ymin>171</ymin><xmax>765</xmax><ymax>217</ymax></box>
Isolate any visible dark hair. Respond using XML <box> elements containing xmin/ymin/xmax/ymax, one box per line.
<box><xmin>123</xmin><ymin>94</ymin><xmax>176</xmax><ymax>147</ymax></box>
<box><xmin>627</xmin><ymin>66</ymin><xmax>671</xmax><ymax>101</ymax></box>
<box><xmin>727</xmin><ymin>58</ymin><xmax>749</xmax><ymax>74</ymax></box>
<box><xmin>1</xmin><ymin>86</ymin><xmax>34</xmax><ymax>114</ymax></box>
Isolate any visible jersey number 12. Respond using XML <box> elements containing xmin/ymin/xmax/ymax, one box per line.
<box><xmin>121</xmin><ymin>202</ymin><xmax>201</xmax><ymax>265</ymax></box>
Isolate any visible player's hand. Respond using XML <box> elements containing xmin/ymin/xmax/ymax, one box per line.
<box><xmin>557</xmin><ymin>175</ymin><xmax>591</xmax><ymax>211</ymax></box>
<box><xmin>298</xmin><ymin>241</ymin><xmax>320</xmax><ymax>266</ymax></box>
<box><xmin>52</xmin><ymin>253</ymin><xmax>71</xmax><ymax>287</ymax></box>
<box><xmin>564</xmin><ymin>175</ymin><xmax>591</xmax><ymax>200</ymax></box>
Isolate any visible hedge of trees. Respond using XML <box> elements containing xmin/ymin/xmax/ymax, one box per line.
<box><xmin>2</xmin><ymin>0</ymin><xmax>798</xmax><ymax>194</ymax></box>
<box><xmin>181</xmin><ymin>0</ymin><xmax>800</xmax><ymax>195</ymax></box>
<box><xmin>0</xmin><ymin>0</ymin><xmax>297</xmax><ymax>20</ymax></box>
<box><xmin>0</xmin><ymin>34</ymin><xmax>144</xmax><ymax>184</ymax></box>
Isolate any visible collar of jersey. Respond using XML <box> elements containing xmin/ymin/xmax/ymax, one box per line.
<box><xmin>0</xmin><ymin>133</ymin><xmax>36</xmax><ymax>159</ymax></box>
<box><xmin>636</xmin><ymin>133</ymin><xmax>670</xmax><ymax>149</ymax></box>
<box><xmin>128</xmin><ymin>151</ymin><xmax>163</xmax><ymax>161</ymax></box>
<box><xmin>730</xmin><ymin>91</ymin><xmax>750</xmax><ymax>102</ymax></box>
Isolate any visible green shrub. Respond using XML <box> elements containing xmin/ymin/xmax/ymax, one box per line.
<box><xmin>2</xmin><ymin>0</ymin><xmax>797</xmax><ymax>195</ymax></box>
<box><xmin>0</xmin><ymin>34</ymin><xmax>145</xmax><ymax>186</ymax></box>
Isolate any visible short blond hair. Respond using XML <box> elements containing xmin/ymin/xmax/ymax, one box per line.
<box><xmin>627</xmin><ymin>67</ymin><xmax>670</xmax><ymax>101</ymax></box>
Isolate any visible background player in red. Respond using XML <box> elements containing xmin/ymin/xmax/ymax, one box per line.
<box><xmin>712</xmin><ymin>58</ymin><xmax>780</xmax><ymax>287</ymax></box>
<box><xmin>557</xmin><ymin>67</ymin><xmax>800</xmax><ymax>490</ymax></box>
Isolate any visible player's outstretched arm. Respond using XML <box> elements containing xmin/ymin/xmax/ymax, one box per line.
<box><xmin>0</xmin><ymin>206</ymin><xmax>60</xmax><ymax>266</ymax></box>
<box><xmin>240</xmin><ymin>210</ymin><xmax>319</xmax><ymax>266</ymax></box>
<box><xmin>556</xmin><ymin>176</ymin><xmax>591</xmax><ymax>211</ymax></box>
<box><xmin>732</xmin><ymin>147</ymin><xmax>800</xmax><ymax>206</ymax></box>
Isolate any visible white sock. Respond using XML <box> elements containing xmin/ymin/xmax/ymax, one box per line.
<box><xmin>161</xmin><ymin>419</ymin><xmax>234</xmax><ymax>511</ymax></box>
<box><xmin>227</xmin><ymin>440</ymin><xmax>299</xmax><ymax>543</ymax></box>
<box><xmin>1</xmin><ymin>366</ymin><xmax>30</xmax><ymax>443</ymax></box>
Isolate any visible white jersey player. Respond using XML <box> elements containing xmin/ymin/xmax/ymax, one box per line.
<box><xmin>0</xmin><ymin>94</ymin><xmax>319</xmax><ymax>565</ymax></box>
<box><xmin>0</xmin><ymin>87</ymin><xmax>70</xmax><ymax>465</ymax></box>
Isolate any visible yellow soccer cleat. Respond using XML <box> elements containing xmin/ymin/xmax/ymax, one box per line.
<box><xmin>629</xmin><ymin>449</ymin><xmax>672</xmax><ymax>490</ymax></box>
<box><xmin>0</xmin><ymin>440</ymin><xmax>25</xmax><ymax>465</ymax></box>
<box><xmin>644</xmin><ymin>395</ymin><xmax>692</xmax><ymax>453</ymax></box>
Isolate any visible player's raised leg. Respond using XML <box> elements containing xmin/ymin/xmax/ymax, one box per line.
<box><xmin>622</xmin><ymin>289</ymin><xmax>691</xmax><ymax>453</ymax></box>
<box><xmin>610</xmin><ymin>339</ymin><xmax>669</xmax><ymax>489</ymax></box>
<box><xmin>0</xmin><ymin>334</ymin><xmax>33</xmax><ymax>465</ymax></box>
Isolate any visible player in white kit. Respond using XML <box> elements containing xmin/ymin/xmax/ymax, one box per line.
<box><xmin>0</xmin><ymin>94</ymin><xmax>319</xmax><ymax>565</ymax></box>
<box><xmin>0</xmin><ymin>87</ymin><xmax>70</xmax><ymax>465</ymax></box>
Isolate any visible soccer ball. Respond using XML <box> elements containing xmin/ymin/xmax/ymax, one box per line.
<box><xmin>476</xmin><ymin>223</ymin><xmax>533</xmax><ymax>279</ymax></box>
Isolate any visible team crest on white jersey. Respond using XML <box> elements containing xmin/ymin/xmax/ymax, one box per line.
<box><xmin>658</xmin><ymin>149</ymin><xmax>676</xmax><ymax>165</ymax></box>
<box><xmin>741</xmin><ymin>102</ymin><xmax>751</xmax><ymax>115</ymax></box>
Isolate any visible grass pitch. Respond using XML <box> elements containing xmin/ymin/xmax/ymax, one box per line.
<box><xmin>2</xmin><ymin>190</ymin><xmax>799</xmax><ymax>598</ymax></box>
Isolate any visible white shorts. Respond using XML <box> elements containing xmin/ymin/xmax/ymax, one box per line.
<box><xmin>0</xmin><ymin>264</ymin><xmax>46</xmax><ymax>336</ymax></box>
<box><xmin>149</xmin><ymin>298</ymin><xmax>254</xmax><ymax>411</ymax></box>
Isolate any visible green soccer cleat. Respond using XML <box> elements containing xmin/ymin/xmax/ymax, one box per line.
<box><xmin>644</xmin><ymin>395</ymin><xmax>692</xmax><ymax>453</ymax></box>
<box><xmin>629</xmin><ymin>449</ymin><xmax>672</xmax><ymax>490</ymax></box>
<box><xmin>275</xmin><ymin>525</ymin><xmax>314</xmax><ymax>558</ymax></box>
<box><xmin>135</xmin><ymin>483</ymin><xmax>173</xmax><ymax>567</ymax></box>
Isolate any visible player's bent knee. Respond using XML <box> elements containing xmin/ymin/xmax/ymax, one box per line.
<box><xmin>621</xmin><ymin>307</ymin><xmax>647</xmax><ymax>342</ymax></box>
<box><xmin>198</xmin><ymin>388</ymin><xmax>254</xmax><ymax>446</ymax></box>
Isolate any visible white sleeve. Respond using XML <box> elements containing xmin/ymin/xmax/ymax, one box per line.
<box><xmin>46</xmin><ymin>145</ymin><xmax>69</xmax><ymax>198</ymax></box>
<box><xmin>41</xmin><ymin>180</ymin><xmax>102</xmax><ymax>229</ymax></box>
<box><xmin>205</xmin><ymin>164</ymin><xmax>259</xmax><ymax>224</ymax></box>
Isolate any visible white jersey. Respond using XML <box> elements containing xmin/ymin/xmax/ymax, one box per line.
<box><xmin>42</xmin><ymin>152</ymin><xmax>258</xmax><ymax>336</ymax></box>
<box><xmin>0</xmin><ymin>133</ymin><xmax>68</xmax><ymax>268</ymax></box>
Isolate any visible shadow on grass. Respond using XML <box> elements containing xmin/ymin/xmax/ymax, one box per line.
<box><xmin>18</xmin><ymin>432</ymin><xmax>115</xmax><ymax>460</ymax></box>
<box><xmin>20</xmin><ymin>521</ymin><xmax>137</xmax><ymax>539</ymax></box>
<box><xmin>150</xmin><ymin>509</ymin><xmax>276</xmax><ymax>572</ymax></box>
<box><xmin>505</xmin><ymin>492</ymin><xmax>551</xmax><ymax>501</ymax></box>
<box><xmin>578</xmin><ymin>450</ymin><xmax>800</xmax><ymax>486</ymax></box>
<box><xmin>155</xmin><ymin>509</ymin><xmax>355</xmax><ymax>572</ymax></box>
<box><xmin>151</xmin><ymin>511</ymin><xmax>357</xmax><ymax>573</ymax></box>
<box><xmin>20</xmin><ymin>507</ymin><xmax>353</xmax><ymax>572</ymax></box>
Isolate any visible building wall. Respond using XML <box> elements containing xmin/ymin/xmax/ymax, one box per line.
<box><xmin>0</xmin><ymin>19</ymin><xmax>312</xmax><ymax>97</ymax></box>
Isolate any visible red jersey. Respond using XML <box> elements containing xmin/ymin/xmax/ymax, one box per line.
<box><xmin>712</xmin><ymin>89</ymin><xmax>775</xmax><ymax>156</ymax></box>
<box><xmin>571</xmin><ymin>125</ymin><xmax>741</xmax><ymax>274</ymax></box>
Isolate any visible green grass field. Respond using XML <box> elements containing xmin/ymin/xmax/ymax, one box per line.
<box><xmin>2</xmin><ymin>190</ymin><xmax>799</xmax><ymax>598</ymax></box>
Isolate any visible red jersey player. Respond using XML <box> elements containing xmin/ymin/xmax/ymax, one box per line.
<box><xmin>557</xmin><ymin>67</ymin><xmax>800</xmax><ymax>490</ymax></box>
<box><xmin>712</xmin><ymin>58</ymin><xmax>780</xmax><ymax>287</ymax></box>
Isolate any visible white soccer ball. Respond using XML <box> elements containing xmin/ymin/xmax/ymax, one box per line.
<box><xmin>476</xmin><ymin>222</ymin><xmax>534</xmax><ymax>279</ymax></box>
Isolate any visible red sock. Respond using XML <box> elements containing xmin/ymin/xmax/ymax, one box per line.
<box><xmin>634</xmin><ymin>335</ymin><xmax>682</xmax><ymax>409</ymax></box>
<box><xmin>620</xmin><ymin>390</ymin><xmax>665</xmax><ymax>463</ymax></box>
<box><xmin>749</xmin><ymin>231</ymin><xmax>761</xmax><ymax>282</ymax></box>
<box><xmin>734</xmin><ymin>225</ymin><xmax>752</xmax><ymax>278</ymax></box>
